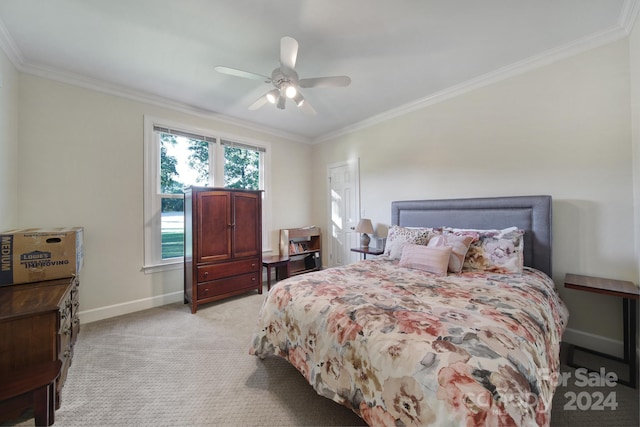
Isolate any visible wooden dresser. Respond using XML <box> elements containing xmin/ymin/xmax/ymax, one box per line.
<box><xmin>0</xmin><ymin>276</ymin><xmax>80</xmax><ymax>423</ymax></box>
<box><xmin>184</xmin><ymin>187</ymin><xmax>262</xmax><ymax>313</ymax></box>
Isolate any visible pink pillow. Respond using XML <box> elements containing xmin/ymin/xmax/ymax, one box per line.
<box><xmin>427</xmin><ymin>234</ymin><xmax>475</xmax><ymax>273</ymax></box>
<box><xmin>398</xmin><ymin>244</ymin><xmax>452</xmax><ymax>276</ymax></box>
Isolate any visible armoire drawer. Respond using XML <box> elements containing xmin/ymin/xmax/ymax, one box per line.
<box><xmin>197</xmin><ymin>257</ymin><xmax>260</xmax><ymax>282</ymax></box>
<box><xmin>197</xmin><ymin>272</ymin><xmax>260</xmax><ymax>300</ymax></box>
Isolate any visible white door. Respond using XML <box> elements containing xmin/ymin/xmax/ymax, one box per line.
<box><xmin>327</xmin><ymin>160</ymin><xmax>360</xmax><ymax>267</ymax></box>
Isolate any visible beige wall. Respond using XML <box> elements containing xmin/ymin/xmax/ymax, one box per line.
<box><xmin>0</xmin><ymin>45</ymin><xmax>19</xmax><ymax>229</ymax></box>
<box><xmin>311</xmin><ymin>38</ymin><xmax>638</xmax><ymax>353</ymax></box>
<box><xmin>16</xmin><ymin>75</ymin><xmax>312</xmax><ymax>320</ymax></box>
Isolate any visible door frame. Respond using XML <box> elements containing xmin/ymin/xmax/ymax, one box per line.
<box><xmin>326</xmin><ymin>159</ymin><xmax>360</xmax><ymax>268</ymax></box>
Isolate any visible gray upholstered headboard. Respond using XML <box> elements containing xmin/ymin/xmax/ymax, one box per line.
<box><xmin>391</xmin><ymin>195</ymin><xmax>552</xmax><ymax>277</ymax></box>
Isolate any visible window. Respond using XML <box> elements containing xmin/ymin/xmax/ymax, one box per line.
<box><xmin>222</xmin><ymin>140</ymin><xmax>263</xmax><ymax>190</ymax></box>
<box><xmin>143</xmin><ymin>116</ymin><xmax>270</xmax><ymax>272</ymax></box>
<box><xmin>159</xmin><ymin>132</ymin><xmax>212</xmax><ymax>260</ymax></box>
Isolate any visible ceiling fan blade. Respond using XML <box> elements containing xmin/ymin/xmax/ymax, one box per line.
<box><xmin>280</xmin><ymin>36</ymin><xmax>298</xmax><ymax>72</ymax></box>
<box><xmin>248</xmin><ymin>94</ymin><xmax>269</xmax><ymax>110</ymax></box>
<box><xmin>283</xmin><ymin>85</ymin><xmax>313</xmax><ymax>115</ymax></box>
<box><xmin>215</xmin><ymin>66</ymin><xmax>270</xmax><ymax>82</ymax></box>
<box><xmin>299</xmin><ymin>98</ymin><xmax>316</xmax><ymax>115</ymax></box>
<box><xmin>298</xmin><ymin>76</ymin><xmax>351</xmax><ymax>88</ymax></box>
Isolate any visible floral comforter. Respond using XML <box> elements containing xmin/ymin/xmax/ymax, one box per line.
<box><xmin>250</xmin><ymin>259</ymin><xmax>568</xmax><ymax>426</ymax></box>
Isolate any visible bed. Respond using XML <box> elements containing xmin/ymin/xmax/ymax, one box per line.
<box><xmin>250</xmin><ymin>195</ymin><xmax>568</xmax><ymax>426</ymax></box>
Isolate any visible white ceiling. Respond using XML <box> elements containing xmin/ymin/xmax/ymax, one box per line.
<box><xmin>0</xmin><ymin>0</ymin><xmax>636</xmax><ymax>142</ymax></box>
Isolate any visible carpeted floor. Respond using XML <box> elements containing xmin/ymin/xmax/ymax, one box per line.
<box><xmin>6</xmin><ymin>286</ymin><xmax>639</xmax><ymax>426</ymax></box>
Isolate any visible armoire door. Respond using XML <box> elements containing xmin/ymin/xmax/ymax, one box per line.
<box><xmin>197</xmin><ymin>190</ymin><xmax>232</xmax><ymax>263</ymax></box>
<box><xmin>232</xmin><ymin>191</ymin><xmax>261</xmax><ymax>258</ymax></box>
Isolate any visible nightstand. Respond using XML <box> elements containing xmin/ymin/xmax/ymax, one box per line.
<box><xmin>351</xmin><ymin>247</ymin><xmax>384</xmax><ymax>259</ymax></box>
<box><xmin>564</xmin><ymin>273</ymin><xmax>639</xmax><ymax>388</ymax></box>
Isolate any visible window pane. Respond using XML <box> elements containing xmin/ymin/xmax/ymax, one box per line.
<box><xmin>161</xmin><ymin>197</ymin><xmax>184</xmax><ymax>259</ymax></box>
<box><xmin>160</xmin><ymin>134</ymin><xmax>210</xmax><ymax>194</ymax></box>
<box><xmin>224</xmin><ymin>146</ymin><xmax>260</xmax><ymax>190</ymax></box>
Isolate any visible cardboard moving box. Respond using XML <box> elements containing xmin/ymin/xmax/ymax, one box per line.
<box><xmin>0</xmin><ymin>227</ymin><xmax>84</xmax><ymax>286</ymax></box>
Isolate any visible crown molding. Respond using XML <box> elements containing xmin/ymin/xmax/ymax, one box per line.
<box><xmin>1</xmin><ymin>9</ymin><xmax>634</xmax><ymax>146</ymax></box>
<box><xmin>0</xmin><ymin>19</ymin><xmax>310</xmax><ymax>145</ymax></box>
<box><xmin>22</xmin><ymin>63</ymin><xmax>311</xmax><ymax>144</ymax></box>
<box><xmin>0</xmin><ymin>15</ymin><xmax>23</xmax><ymax>66</ymax></box>
<box><xmin>314</xmin><ymin>24</ymin><xmax>630</xmax><ymax>144</ymax></box>
<box><xmin>620</xmin><ymin>0</ymin><xmax>640</xmax><ymax>34</ymax></box>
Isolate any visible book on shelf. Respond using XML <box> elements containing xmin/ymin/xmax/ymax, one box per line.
<box><xmin>289</xmin><ymin>241</ymin><xmax>306</xmax><ymax>254</ymax></box>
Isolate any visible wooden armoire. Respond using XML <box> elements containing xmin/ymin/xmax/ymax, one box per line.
<box><xmin>184</xmin><ymin>186</ymin><xmax>263</xmax><ymax>313</ymax></box>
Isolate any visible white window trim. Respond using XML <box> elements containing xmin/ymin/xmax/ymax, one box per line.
<box><xmin>143</xmin><ymin>115</ymin><xmax>272</xmax><ymax>273</ymax></box>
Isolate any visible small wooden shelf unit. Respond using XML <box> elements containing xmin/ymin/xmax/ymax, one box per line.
<box><xmin>279</xmin><ymin>227</ymin><xmax>322</xmax><ymax>276</ymax></box>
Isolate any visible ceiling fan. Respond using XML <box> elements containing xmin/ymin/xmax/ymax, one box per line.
<box><xmin>215</xmin><ymin>36</ymin><xmax>351</xmax><ymax>115</ymax></box>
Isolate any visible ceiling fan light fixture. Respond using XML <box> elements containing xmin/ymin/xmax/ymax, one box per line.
<box><xmin>292</xmin><ymin>92</ymin><xmax>304</xmax><ymax>107</ymax></box>
<box><xmin>215</xmin><ymin>36</ymin><xmax>350</xmax><ymax>114</ymax></box>
<box><xmin>266</xmin><ymin>89</ymin><xmax>278</xmax><ymax>104</ymax></box>
<box><xmin>285</xmin><ymin>84</ymin><xmax>297</xmax><ymax>98</ymax></box>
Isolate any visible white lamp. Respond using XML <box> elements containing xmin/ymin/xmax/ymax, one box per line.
<box><xmin>355</xmin><ymin>218</ymin><xmax>374</xmax><ymax>248</ymax></box>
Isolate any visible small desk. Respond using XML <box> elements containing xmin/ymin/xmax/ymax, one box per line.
<box><xmin>262</xmin><ymin>255</ymin><xmax>290</xmax><ymax>291</ymax></box>
<box><xmin>351</xmin><ymin>247</ymin><xmax>384</xmax><ymax>259</ymax></box>
<box><xmin>564</xmin><ymin>273</ymin><xmax>639</xmax><ymax>388</ymax></box>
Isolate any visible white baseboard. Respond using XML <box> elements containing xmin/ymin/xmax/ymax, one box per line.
<box><xmin>78</xmin><ymin>291</ymin><xmax>184</xmax><ymax>324</ymax></box>
<box><xmin>562</xmin><ymin>327</ymin><xmax>628</xmax><ymax>358</ymax></box>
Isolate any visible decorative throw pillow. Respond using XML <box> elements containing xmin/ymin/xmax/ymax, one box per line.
<box><xmin>389</xmin><ymin>240</ymin><xmax>410</xmax><ymax>260</ymax></box>
<box><xmin>383</xmin><ymin>225</ymin><xmax>434</xmax><ymax>259</ymax></box>
<box><xmin>398</xmin><ymin>244</ymin><xmax>452</xmax><ymax>276</ymax></box>
<box><xmin>444</xmin><ymin>227</ymin><xmax>525</xmax><ymax>274</ymax></box>
<box><xmin>427</xmin><ymin>234</ymin><xmax>475</xmax><ymax>273</ymax></box>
